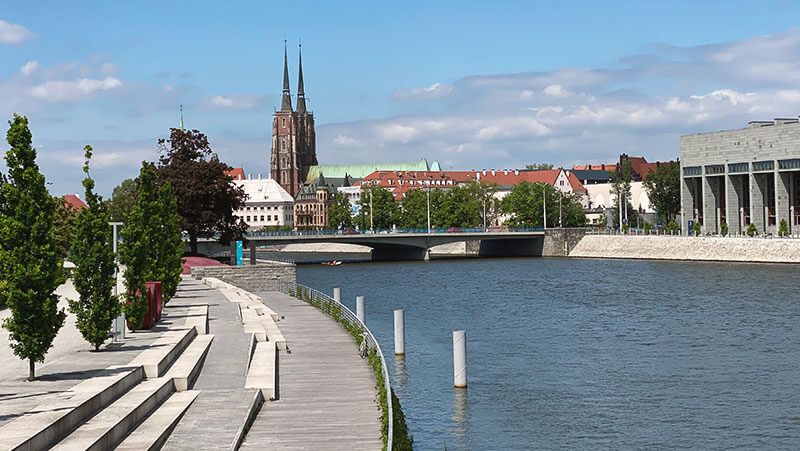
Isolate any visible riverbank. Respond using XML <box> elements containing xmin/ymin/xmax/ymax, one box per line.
<box><xmin>569</xmin><ymin>235</ymin><xmax>800</xmax><ymax>263</ymax></box>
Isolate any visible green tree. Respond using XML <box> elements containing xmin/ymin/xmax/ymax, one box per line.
<box><xmin>693</xmin><ymin>221</ymin><xmax>702</xmax><ymax>236</ymax></box>
<box><xmin>746</xmin><ymin>222</ymin><xmax>758</xmax><ymax>237</ymax></box>
<box><xmin>150</xmin><ymin>182</ymin><xmax>184</xmax><ymax>303</ymax></box>
<box><xmin>610</xmin><ymin>159</ymin><xmax>634</xmax><ymax>229</ymax></box>
<box><xmin>52</xmin><ymin>196</ymin><xmax>79</xmax><ymax>259</ymax></box>
<box><xmin>779</xmin><ymin>219</ymin><xmax>789</xmax><ymax>237</ymax></box>
<box><xmin>720</xmin><ymin>220</ymin><xmax>729</xmax><ymax>237</ymax></box>
<box><xmin>643</xmin><ymin>162</ymin><xmax>680</xmax><ymax>225</ymax></box>
<box><xmin>68</xmin><ymin>146</ymin><xmax>120</xmax><ymax>351</ymax></box>
<box><xmin>525</xmin><ymin>163</ymin><xmax>554</xmax><ymax>171</ymax></box>
<box><xmin>119</xmin><ymin>162</ymin><xmax>158</xmax><ymax>330</ymax></box>
<box><xmin>328</xmin><ymin>192</ymin><xmax>354</xmax><ymax>229</ymax></box>
<box><xmin>611</xmin><ymin>200</ymin><xmax>640</xmax><ymax>230</ymax></box>
<box><xmin>156</xmin><ymin>128</ymin><xmax>247</xmax><ymax>255</ymax></box>
<box><xmin>0</xmin><ymin>114</ymin><xmax>66</xmax><ymax>380</ymax></box>
<box><xmin>108</xmin><ymin>178</ymin><xmax>137</xmax><ymax>223</ymax></box>
<box><xmin>666</xmin><ymin>220</ymin><xmax>679</xmax><ymax>235</ymax></box>
<box><xmin>501</xmin><ymin>181</ymin><xmax>585</xmax><ymax>228</ymax></box>
<box><xmin>355</xmin><ymin>185</ymin><xmax>399</xmax><ymax>230</ymax></box>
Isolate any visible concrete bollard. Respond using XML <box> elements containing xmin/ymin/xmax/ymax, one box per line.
<box><xmin>453</xmin><ymin>330</ymin><xmax>467</xmax><ymax>388</ymax></box>
<box><xmin>356</xmin><ymin>296</ymin><xmax>365</xmax><ymax>324</ymax></box>
<box><xmin>394</xmin><ymin>309</ymin><xmax>405</xmax><ymax>355</ymax></box>
<box><xmin>334</xmin><ymin>287</ymin><xmax>341</xmax><ymax>304</ymax></box>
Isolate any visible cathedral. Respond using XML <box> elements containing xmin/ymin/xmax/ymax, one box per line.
<box><xmin>270</xmin><ymin>44</ymin><xmax>318</xmax><ymax>198</ymax></box>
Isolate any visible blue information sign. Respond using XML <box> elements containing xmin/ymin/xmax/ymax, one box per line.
<box><xmin>236</xmin><ymin>240</ymin><xmax>243</xmax><ymax>266</ymax></box>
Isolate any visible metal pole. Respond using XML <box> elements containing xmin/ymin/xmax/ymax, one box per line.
<box><xmin>333</xmin><ymin>287</ymin><xmax>341</xmax><ymax>304</ymax></box>
<box><xmin>394</xmin><ymin>309</ymin><xmax>405</xmax><ymax>355</ymax></box>
<box><xmin>483</xmin><ymin>196</ymin><xmax>486</xmax><ymax>230</ymax></box>
<box><xmin>370</xmin><ymin>187</ymin><xmax>373</xmax><ymax>232</ymax></box>
<box><xmin>453</xmin><ymin>330</ymin><xmax>467</xmax><ymax>388</ymax></box>
<box><xmin>542</xmin><ymin>187</ymin><xmax>547</xmax><ymax>229</ymax></box>
<box><xmin>559</xmin><ymin>191</ymin><xmax>562</xmax><ymax>228</ymax></box>
<box><xmin>356</xmin><ymin>296</ymin><xmax>365</xmax><ymax>324</ymax></box>
<box><xmin>110</xmin><ymin>222</ymin><xmax>124</xmax><ymax>341</ymax></box>
<box><xmin>427</xmin><ymin>186</ymin><xmax>431</xmax><ymax>234</ymax></box>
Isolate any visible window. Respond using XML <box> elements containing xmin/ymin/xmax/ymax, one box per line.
<box><xmin>246</xmin><ymin>216</ymin><xmax>251</xmax><ymax>221</ymax></box>
<box><xmin>282</xmin><ymin>118</ymin><xmax>286</xmax><ymax>127</ymax></box>
<box><xmin>260</xmin><ymin>215</ymin><xmax>264</xmax><ymax>221</ymax></box>
<box><xmin>281</xmin><ymin>139</ymin><xmax>286</xmax><ymax>150</ymax></box>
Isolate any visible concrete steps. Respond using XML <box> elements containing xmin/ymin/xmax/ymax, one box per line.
<box><xmin>245</xmin><ymin>342</ymin><xmax>278</xmax><ymax>400</ymax></box>
<box><xmin>115</xmin><ymin>390</ymin><xmax>199</xmax><ymax>451</ymax></box>
<box><xmin>51</xmin><ymin>376</ymin><xmax>174</xmax><ymax>450</ymax></box>
<box><xmin>129</xmin><ymin>327</ymin><xmax>197</xmax><ymax>378</ymax></box>
<box><xmin>165</xmin><ymin>334</ymin><xmax>214</xmax><ymax>391</ymax></box>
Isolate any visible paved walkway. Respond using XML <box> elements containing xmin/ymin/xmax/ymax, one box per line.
<box><xmin>0</xmin><ymin>279</ymin><xmax>191</xmax><ymax>428</ymax></box>
<box><xmin>163</xmin><ymin>277</ymin><xmax>258</xmax><ymax>450</ymax></box>
<box><xmin>240</xmin><ymin>291</ymin><xmax>383</xmax><ymax>450</ymax></box>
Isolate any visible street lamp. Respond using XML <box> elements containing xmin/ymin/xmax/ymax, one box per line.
<box><xmin>542</xmin><ymin>185</ymin><xmax>547</xmax><ymax>230</ymax></box>
<box><xmin>109</xmin><ymin>221</ymin><xmax>124</xmax><ymax>341</ymax></box>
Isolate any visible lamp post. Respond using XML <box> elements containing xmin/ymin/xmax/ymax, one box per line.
<box><xmin>542</xmin><ymin>185</ymin><xmax>547</xmax><ymax>230</ymax></box>
<box><xmin>109</xmin><ymin>221</ymin><xmax>124</xmax><ymax>341</ymax></box>
<box><xmin>559</xmin><ymin>190</ymin><xmax>562</xmax><ymax>228</ymax></box>
<box><xmin>483</xmin><ymin>195</ymin><xmax>487</xmax><ymax>230</ymax></box>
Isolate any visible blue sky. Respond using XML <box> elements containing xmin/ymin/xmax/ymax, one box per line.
<box><xmin>4</xmin><ymin>1</ymin><xmax>800</xmax><ymax>196</ymax></box>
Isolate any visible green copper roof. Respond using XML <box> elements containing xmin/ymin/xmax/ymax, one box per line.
<box><xmin>303</xmin><ymin>158</ymin><xmax>433</xmax><ymax>184</ymax></box>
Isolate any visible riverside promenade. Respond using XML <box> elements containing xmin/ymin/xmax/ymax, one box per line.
<box><xmin>240</xmin><ymin>290</ymin><xmax>383</xmax><ymax>450</ymax></box>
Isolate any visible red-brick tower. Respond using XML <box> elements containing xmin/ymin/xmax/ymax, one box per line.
<box><xmin>270</xmin><ymin>43</ymin><xmax>317</xmax><ymax>197</ymax></box>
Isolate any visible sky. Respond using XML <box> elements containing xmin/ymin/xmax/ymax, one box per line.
<box><xmin>5</xmin><ymin>1</ymin><xmax>800</xmax><ymax>197</ymax></box>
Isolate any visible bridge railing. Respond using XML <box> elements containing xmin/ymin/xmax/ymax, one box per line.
<box><xmin>277</xmin><ymin>280</ymin><xmax>393</xmax><ymax>450</ymax></box>
<box><xmin>244</xmin><ymin>226</ymin><xmax>544</xmax><ymax>238</ymax></box>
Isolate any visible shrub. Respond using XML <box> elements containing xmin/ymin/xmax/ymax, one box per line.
<box><xmin>643</xmin><ymin>222</ymin><xmax>652</xmax><ymax>234</ymax></box>
<box><xmin>779</xmin><ymin>219</ymin><xmax>789</xmax><ymax>237</ymax></box>
<box><xmin>666</xmin><ymin>221</ymin><xmax>679</xmax><ymax>235</ymax></box>
<box><xmin>746</xmin><ymin>223</ymin><xmax>758</xmax><ymax>237</ymax></box>
<box><xmin>693</xmin><ymin>222</ymin><xmax>701</xmax><ymax>236</ymax></box>
<box><xmin>720</xmin><ymin>221</ymin><xmax>728</xmax><ymax>237</ymax></box>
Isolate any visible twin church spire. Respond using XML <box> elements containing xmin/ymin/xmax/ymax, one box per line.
<box><xmin>280</xmin><ymin>40</ymin><xmax>307</xmax><ymax>113</ymax></box>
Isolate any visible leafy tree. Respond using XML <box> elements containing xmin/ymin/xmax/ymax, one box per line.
<box><xmin>501</xmin><ymin>181</ymin><xmax>585</xmax><ymax>228</ymax></box>
<box><xmin>150</xmin><ymin>182</ymin><xmax>184</xmax><ymax>303</ymax></box>
<box><xmin>0</xmin><ymin>114</ymin><xmax>66</xmax><ymax>380</ymax></box>
<box><xmin>525</xmin><ymin>163</ymin><xmax>554</xmax><ymax>171</ymax></box>
<box><xmin>720</xmin><ymin>220</ymin><xmax>729</xmax><ymax>237</ymax></box>
<box><xmin>355</xmin><ymin>185</ymin><xmax>399</xmax><ymax>230</ymax></box>
<box><xmin>644</xmin><ymin>222</ymin><xmax>653</xmax><ymax>234</ymax></box>
<box><xmin>610</xmin><ymin>159</ymin><xmax>634</xmax><ymax>229</ymax></box>
<box><xmin>156</xmin><ymin>128</ymin><xmax>247</xmax><ymax>255</ymax></box>
<box><xmin>328</xmin><ymin>192</ymin><xmax>354</xmax><ymax>229</ymax></box>
<box><xmin>643</xmin><ymin>162</ymin><xmax>680</xmax><ymax>225</ymax></box>
<box><xmin>398</xmin><ymin>188</ymin><xmax>446</xmax><ymax>229</ymax></box>
<box><xmin>666</xmin><ymin>220</ymin><xmax>679</xmax><ymax>235</ymax></box>
<box><xmin>746</xmin><ymin>223</ymin><xmax>758</xmax><ymax>237</ymax></box>
<box><xmin>68</xmin><ymin>146</ymin><xmax>119</xmax><ymax>351</ymax></box>
<box><xmin>779</xmin><ymin>219</ymin><xmax>789</xmax><ymax>237</ymax></box>
<box><xmin>108</xmin><ymin>178</ymin><xmax>137</xmax><ymax>223</ymax></box>
<box><xmin>119</xmin><ymin>162</ymin><xmax>158</xmax><ymax>330</ymax></box>
<box><xmin>52</xmin><ymin>196</ymin><xmax>79</xmax><ymax>259</ymax></box>
<box><xmin>611</xmin><ymin>200</ymin><xmax>640</xmax><ymax>230</ymax></box>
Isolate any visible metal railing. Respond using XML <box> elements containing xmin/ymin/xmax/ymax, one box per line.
<box><xmin>278</xmin><ymin>280</ymin><xmax>393</xmax><ymax>450</ymax></box>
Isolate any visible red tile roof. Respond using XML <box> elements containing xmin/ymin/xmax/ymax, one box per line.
<box><xmin>572</xmin><ymin>164</ymin><xmax>617</xmax><ymax>172</ymax></box>
<box><xmin>63</xmin><ymin>194</ymin><xmax>87</xmax><ymax>211</ymax></box>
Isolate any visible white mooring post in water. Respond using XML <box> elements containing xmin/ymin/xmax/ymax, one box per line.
<box><xmin>394</xmin><ymin>309</ymin><xmax>405</xmax><ymax>355</ymax></box>
<box><xmin>333</xmin><ymin>287</ymin><xmax>341</xmax><ymax>304</ymax></box>
<box><xmin>453</xmin><ymin>330</ymin><xmax>467</xmax><ymax>388</ymax></box>
<box><xmin>357</xmin><ymin>296</ymin><xmax>365</xmax><ymax>324</ymax></box>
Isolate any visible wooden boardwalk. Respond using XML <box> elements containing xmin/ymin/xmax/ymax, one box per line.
<box><xmin>240</xmin><ymin>291</ymin><xmax>383</xmax><ymax>450</ymax></box>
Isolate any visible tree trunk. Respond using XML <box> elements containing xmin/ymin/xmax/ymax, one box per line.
<box><xmin>190</xmin><ymin>234</ymin><xmax>198</xmax><ymax>256</ymax></box>
<box><xmin>28</xmin><ymin>358</ymin><xmax>35</xmax><ymax>381</ymax></box>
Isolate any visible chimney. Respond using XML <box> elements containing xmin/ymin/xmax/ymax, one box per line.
<box><xmin>258</xmin><ymin>173</ymin><xmax>262</xmax><ymax>180</ymax></box>
<box><xmin>248</xmin><ymin>174</ymin><xmax>252</xmax><ymax>180</ymax></box>
<box><xmin>514</xmin><ymin>169</ymin><xmax>519</xmax><ymax>175</ymax></box>
<box><xmin>482</xmin><ymin>169</ymin><xmax>487</xmax><ymax>176</ymax></box>
<box><xmin>491</xmin><ymin>170</ymin><xmax>496</xmax><ymax>176</ymax></box>
<box><xmin>601</xmin><ymin>164</ymin><xmax>605</xmax><ymax>170</ymax></box>
<box><xmin>503</xmin><ymin>170</ymin><xmax>508</xmax><ymax>175</ymax></box>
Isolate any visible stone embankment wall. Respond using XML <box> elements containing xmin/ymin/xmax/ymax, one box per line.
<box><xmin>569</xmin><ymin>235</ymin><xmax>800</xmax><ymax>263</ymax></box>
<box><xmin>191</xmin><ymin>261</ymin><xmax>296</xmax><ymax>291</ymax></box>
<box><xmin>542</xmin><ymin>228</ymin><xmax>586</xmax><ymax>256</ymax></box>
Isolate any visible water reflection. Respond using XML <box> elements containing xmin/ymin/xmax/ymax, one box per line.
<box><xmin>393</xmin><ymin>355</ymin><xmax>407</xmax><ymax>386</ymax></box>
<box><xmin>450</xmin><ymin>388</ymin><xmax>471</xmax><ymax>449</ymax></box>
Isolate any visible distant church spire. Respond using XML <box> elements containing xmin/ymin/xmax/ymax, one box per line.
<box><xmin>179</xmin><ymin>104</ymin><xmax>184</xmax><ymax>131</ymax></box>
<box><xmin>296</xmin><ymin>42</ymin><xmax>306</xmax><ymax>113</ymax></box>
<box><xmin>280</xmin><ymin>39</ymin><xmax>293</xmax><ymax>112</ymax></box>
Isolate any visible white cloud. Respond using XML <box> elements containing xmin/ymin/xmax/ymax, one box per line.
<box><xmin>100</xmin><ymin>62</ymin><xmax>119</xmax><ymax>75</ymax></box>
<box><xmin>0</xmin><ymin>20</ymin><xmax>34</xmax><ymax>44</ymax></box>
<box><xmin>30</xmin><ymin>76</ymin><xmax>123</xmax><ymax>102</ymax></box>
<box><xmin>332</xmin><ymin>134</ymin><xmax>358</xmax><ymax>146</ymax></box>
<box><xmin>19</xmin><ymin>60</ymin><xmax>39</xmax><ymax>76</ymax></box>
<box><xmin>197</xmin><ymin>94</ymin><xmax>269</xmax><ymax>111</ymax></box>
<box><xmin>393</xmin><ymin>82</ymin><xmax>453</xmax><ymax>101</ymax></box>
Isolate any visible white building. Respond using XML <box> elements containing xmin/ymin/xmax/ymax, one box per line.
<box><xmin>232</xmin><ymin>173</ymin><xmax>294</xmax><ymax>229</ymax></box>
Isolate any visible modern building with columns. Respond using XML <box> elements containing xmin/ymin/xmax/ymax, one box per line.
<box><xmin>680</xmin><ymin>118</ymin><xmax>800</xmax><ymax>235</ymax></box>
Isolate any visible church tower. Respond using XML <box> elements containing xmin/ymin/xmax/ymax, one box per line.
<box><xmin>270</xmin><ymin>42</ymin><xmax>317</xmax><ymax>198</ymax></box>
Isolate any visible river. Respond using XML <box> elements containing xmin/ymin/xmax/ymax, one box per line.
<box><xmin>297</xmin><ymin>257</ymin><xmax>800</xmax><ymax>450</ymax></box>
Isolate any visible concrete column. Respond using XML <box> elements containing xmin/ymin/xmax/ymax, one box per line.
<box><xmin>702</xmin><ymin>176</ymin><xmax>718</xmax><ymax>234</ymax></box>
<box><xmin>680</xmin><ymin>177</ymin><xmax>695</xmax><ymax>235</ymax></box>
<box><xmin>453</xmin><ymin>330</ymin><xmax>467</xmax><ymax>388</ymax></box>
<box><xmin>776</xmin><ymin>170</ymin><xmax>791</xmax><ymax>233</ymax></box>
<box><xmin>725</xmin><ymin>174</ymin><xmax>741</xmax><ymax>235</ymax></box>
<box><xmin>250</xmin><ymin>245</ymin><xmax>257</xmax><ymax>265</ymax></box>
<box><xmin>394</xmin><ymin>309</ymin><xmax>405</xmax><ymax>355</ymax></box>
<box><xmin>333</xmin><ymin>287</ymin><xmax>341</xmax><ymax>304</ymax></box>
<box><xmin>750</xmin><ymin>173</ymin><xmax>766</xmax><ymax>233</ymax></box>
<box><xmin>356</xmin><ymin>296</ymin><xmax>365</xmax><ymax>324</ymax></box>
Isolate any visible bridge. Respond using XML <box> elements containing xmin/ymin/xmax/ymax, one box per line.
<box><xmin>190</xmin><ymin>229</ymin><xmax>558</xmax><ymax>261</ymax></box>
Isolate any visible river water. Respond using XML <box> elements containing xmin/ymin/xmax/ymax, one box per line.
<box><xmin>297</xmin><ymin>257</ymin><xmax>800</xmax><ymax>450</ymax></box>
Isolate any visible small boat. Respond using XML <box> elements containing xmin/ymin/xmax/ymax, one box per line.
<box><xmin>322</xmin><ymin>260</ymin><xmax>342</xmax><ymax>266</ymax></box>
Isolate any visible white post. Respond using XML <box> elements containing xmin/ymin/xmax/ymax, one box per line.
<box><xmin>426</xmin><ymin>187</ymin><xmax>431</xmax><ymax>234</ymax></box>
<box><xmin>453</xmin><ymin>330</ymin><xmax>467</xmax><ymax>388</ymax></box>
<box><xmin>357</xmin><ymin>296</ymin><xmax>365</xmax><ymax>324</ymax></box>
<box><xmin>110</xmin><ymin>222</ymin><xmax>125</xmax><ymax>341</ymax></box>
<box><xmin>333</xmin><ymin>287</ymin><xmax>341</xmax><ymax>304</ymax></box>
<box><xmin>542</xmin><ymin>187</ymin><xmax>547</xmax><ymax>229</ymax></box>
<box><xmin>394</xmin><ymin>309</ymin><xmax>405</xmax><ymax>355</ymax></box>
